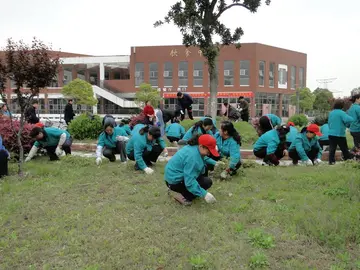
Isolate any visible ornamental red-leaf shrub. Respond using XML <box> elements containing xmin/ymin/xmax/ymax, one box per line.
<box><xmin>129</xmin><ymin>113</ymin><xmax>147</xmax><ymax>128</ymax></box>
<box><xmin>0</xmin><ymin>116</ymin><xmax>33</xmax><ymax>155</ymax></box>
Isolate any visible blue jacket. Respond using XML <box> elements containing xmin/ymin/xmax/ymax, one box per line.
<box><xmin>131</xmin><ymin>124</ymin><xmax>145</xmax><ymax>136</ymax></box>
<box><xmin>97</xmin><ymin>126</ymin><xmax>128</xmax><ymax>148</ymax></box>
<box><xmin>201</xmin><ymin>117</ymin><xmax>218</xmax><ymax>135</ymax></box>
<box><xmin>286</xmin><ymin>126</ymin><xmax>298</xmax><ymax>143</ymax></box>
<box><xmin>289</xmin><ymin>132</ymin><xmax>322</xmax><ymax>161</ymax></box>
<box><xmin>165</xmin><ymin>123</ymin><xmax>186</xmax><ymax>139</ymax></box>
<box><xmin>253</xmin><ymin>129</ymin><xmax>281</xmax><ymax>155</ymax></box>
<box><xmin>348</xmin><ymin>104</ymin><xmax>360</xmax><ymax>132</ymax></box>
<box><xmin>119</xmin><ymin>124</ymin><xmax>132</xmax><ymax>136</ymax></box>
<box><xmin>328</xmin><ymin>109</ymin><xmax>353</xmax><ymax>137</ymax></box>
<box><xmin>182</xmin><ymin>126</ymin><xmax>213</xmax><ymax>141</ymax></box>
<box><xmin>215</xmin><ymin>133</ymin><xmax>241</xmax><ymax>169</ymax></box>
<box><xmin>265</xmin><ymin>114</ymin><xmax>281</xmax><ymax>127</ymax></box>
<box><xmin>34</xmin><ymin>127</ymin><xmax>70</xmax><ymax>148</ymax></box>
<box><xmin>319</xmin><ymin>124</ymin><xmax>329</xmax><ymax>141</ymax></box>
<box><xmin>0</xmin><ymin>135</ymin><xmax>9</xmax><ymax>157</ymax></box>
<box><xmin>126</xmin><ymin>130</ymin><xmax>166</xmax><ymax>170</ymax></box>
<box><xmin>164</xmin><ymin>145</ymin><xmax>207</xmax><ymax>198</ymax></box>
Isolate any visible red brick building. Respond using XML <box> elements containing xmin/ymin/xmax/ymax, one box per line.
<box><xmin>2</xmin><ymin>43</ymin><xmax>306</xmax><ymax>118</ymax></box>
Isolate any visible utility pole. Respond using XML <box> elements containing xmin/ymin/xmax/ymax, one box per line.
<box><xmin>316</xmin><ymin>78</ymin><xmax>337</xmax><ymax>90</ymax></box>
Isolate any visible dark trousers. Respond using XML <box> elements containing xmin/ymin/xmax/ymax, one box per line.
<box><xmin>259</xmin><ymin>116</ymin><xmax>273</xmax><ymax>134</ymax></box>
<box><xmin>328</xmin><ymin>135</ymin><xmax>353</xmax><ymax>164</ymax></box>
<box><xmin>289</xmin><ymin>146</ymin><xmax>319</xmax><ymax>164</ymax></box>
<box><xmin>350</xmin><ymin>132</ymin><xmax>360</xmax><ymax>149</ymax></box>
<box><xmin>166</xmin><ymin>175</ymin><xmax>212</xmax><ymax>201</ymax></box>
<box><xmin>127</xmin><ymin>144</ymin><xmax>164</xmax><ymax>168</ymax></box>
<box><xmin>167</xmin><ymin>136</ymin><xmax>181</xmax><ymax>143</ymax></box>
<box><xmin>0</xmin><ymin>150</ymin><xmax>9</xmax><ymax>178</ymax></box>
<box><xmin>319</xmin><ymin>140</ymin><xmax>330</xmax><ymax>149</ymax></box>
<box><xmin>253</xmin><ymin>145</ymin><xmax>284</xmax><ymax>166</ymax></box>
<box><xmin>241</xmin><ymin>111</ymin><xmax>249</xmax><ymax>122</ymax></box>
<box><xmin>180</xmin><ymin>106</ymin><xmax>193</xmax><ymax>121</ymax></box>
<box><xmin>45</xmin><ymin>137</ymin><xmax>73</xmax><ymax>161</ymax></box>
<box><xmin>103</xmin><ymin>141</ymin><xmax>127</xmax><ymax>162</ymax></box>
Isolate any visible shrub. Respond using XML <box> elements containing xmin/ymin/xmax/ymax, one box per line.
<box><xmin>288</xmin><ymin>114</ymin><xmax>308</xmax><ymax>127</ymax></box>
<box><xmin>67</xmin><ymin>114</ymin><xmax>103</xmax><ymax>140</ymax></box>
<box><xmin>312</xmin><ymin>115</ymin><xmax>328</xmax><ymax>126</ymax></box>
<box><xmin>0</xmin><ymin>116</ymin><xmax>34</xmax><ymax>155</ymax></box>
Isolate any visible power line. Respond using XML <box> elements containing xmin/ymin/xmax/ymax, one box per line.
<box><xmin>316</xmin><ymin>78</ymin><xmax>337</xmax><ymax>89</ymax></box>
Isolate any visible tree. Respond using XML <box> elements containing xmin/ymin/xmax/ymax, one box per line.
<box><xmin>313</xmin><ymin>88</ymin><xmax>333</xmax><ymax>112</ymax></box>
<box><xmin>0</xmin><ymin>38</ymin><xmax>60</xmax><ymax>175</ymax></box>
<box><xmin>291</xmin><ymin>87</ymin><xmax>315</xmax><ymax>113</ymax></box>
<box><xmin>62</xmin><ymin>78</ymin><xmax>97</xmax><ymax>106</ymax></box>
<box><xmin>351</xmin><ymin>86</ymin><xmax>360</xmax><ymax>96</ymax></box>
<box><xmin>135</xmin><ymin>83</ymin><xmax>161</xmax><ymax>107</ymax></box>
<box><xmin>155</xmin><ymin>0</ymin><xmax>271</xmax><ymax>118</ymax></box>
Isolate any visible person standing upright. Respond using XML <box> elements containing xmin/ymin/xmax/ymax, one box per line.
<box><xmin>64</xmin><ymin>99</ymin><xmax>75</xmax><ymax>125</ymax></box>
<box><xmin>237</xmin><ymin>96</ymin><xmax>249</xmax><ymax>122</ymax></box>
<box><xmin>25</xmin><ymin>100</ymin><xmax>40</xmax><ymax>124</ymax></box>
<box><xmin>177</xmin><ymin>92</ymin><xmax>194</xmax><ymax>120</ymax></box>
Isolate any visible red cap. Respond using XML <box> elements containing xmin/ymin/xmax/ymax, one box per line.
<box><xmin>307</xmin><ymin>124</ymin><xmax>322</xmax><ymax>136</ymax></box>
<box><xmin>198</xmin><ymin>134</ymin><xmax>219</xmax><ymax>157</ymax></box>
<box><xmin>287</xmin><ymin>121</ymin><xmax>295</xmax><ymax>127</ymax></box>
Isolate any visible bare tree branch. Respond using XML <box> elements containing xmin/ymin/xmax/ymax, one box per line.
<box><xmin>216</xmin><ymin>3</ymin><xmax>250</xmax><ymax>19</ymax></box>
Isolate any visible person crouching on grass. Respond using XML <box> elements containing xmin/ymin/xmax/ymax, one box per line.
<box><xmin>95</xmin><ymin>123</ymin><xmax>129</xmax><ymax>165</ymax></box>
<box><xmin>165</xmin><ymin>119</ymin><xmax>186</xmax><ymax>144</ymax></box>
<box><xmin>286</xmin><ymin>121</ymin><xmax>298</xmax><ymax>148</ymax></box>
<box><xmin>126</xmin><ymin>125</ymin><xmax>167</xmax><ymax>174</ymax></box>
<box><xmin>178</xmin><ymin>118</ymin><xmax>214</xmax><ymax>146</ymax></box>
<box><xmin>164</xmin><ymin>134</ymin><xmax>218</xmax><ymax>206</ymax></box>
<box><xmin>253</xmin><ymin>125</ymin><xmax>290</xmax><ymax>166</ymax></box>
<box><xmin>288</xmin><ymin>124</ymin><xmax>323</xmax><ymax>166</ymax></box>
<box><xmin>26</xmin><ymin>127</ymin><xmax>73</xmax><ymax>162</ymax></box>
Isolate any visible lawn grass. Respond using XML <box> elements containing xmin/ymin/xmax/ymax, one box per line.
<box><xmin>1</xmin><ymin>157</ymin><xmax>360</xmax><ymax>269</ymax></box>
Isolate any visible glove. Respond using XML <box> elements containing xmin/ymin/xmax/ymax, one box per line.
<box><xmin>96</xmin><ymin>145</ymin><xmax>103</xmax><ymax>159</ymax></box>
<box><xmin>314</xmin><ymin>158</ymin><xmax>322</xmax><ymax>165</ymax></box>
<box><xmin>215</xmin><ymin>161</ymin><xmax>225</xmax><ymax>167</ymax></box>
<box><xmin>204</xmin><ymin>192</ymin><xmax>216</xmax><ymax>203</ymax></box>
<box><xmin>55</xmin><ymin>146</ymin><xmax>63</xmax><ymax>156</ymax></box>
<box><xmin>180</xmin><ymin>110</ymin><xmax>184</xmax><ymax>115</ymax></box>
<box><xmin>220</xmin><ymin>170</ymin><xmax>229</xmax><ymax>180</ymax></box>
<box><xmin>96</xmin><ymin>157</ymin><xmax>102</xmax><ymax>166</ymax></box>
<box><xmin>25</xmin><ymin>145</ymin><xmax>38</xmax><ymax>162</ymax></box>
<box><xmin>162</xmin><ymin>149</ymin><xmax>168</xmax><ymax>157</ymax></box>
<box><xmin>301</xmin><ymin>159</ymin><xmax>313</xmax><ymax>166</ymax></box>
<box><xmin>116</xmin><ymin>136</ymin><xmax>129</xmax><ymax>142</ymax></box>
<box><xmin>144</xmin><ymin>167</ymin><xmax>154</xmax><ymax>175</ymax></box>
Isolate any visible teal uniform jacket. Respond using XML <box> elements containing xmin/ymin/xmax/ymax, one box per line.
<box><xmin>348</xmin><ymin>104</ymin><xmax>360</xmax><ymax>133</ymax></box>
<box><xmin>200</xmin><ymin>117</ymin><xmax>217</xmax><ymax>135</ymax></box>
<box><xmin>319</xmin><ymin>124</ymin><xmax>329</xmax><ymax>141</ymax></box>
<box><xmin>253</xmin><ymin>129</ymin><xmax>281</xmax><ymax>155</ymax></box>
<box><xmin>34</xmin><ymin>127</ymin><xmax>70</xmax><ymax>148</ymax></box>
<box><xmin>97</xmin><ymin>127</ymin><xmax>127</xmax><ymax>148</ymax></box>
<box><xmin>286</xmin><ymin>126</ymin><xmax>298</xmax><ymax>143</ymax></box>
<box><xmin>215</xmin><ymin>132</ymin><xmax>241</xmax><ymax>169</ymax></box>
<box><xmin>183</xmin><ymin>126</ymin><xmax>213</xmax><ymax>141</ymax></box>
<box><xmin>328</xmin><ymin>109</ymin><xmax>353</xmax><ymax>137</ymax></box>
<box><xmin>165</xmin><ymin>123</ymin><xmax>186</xmax><ymax>139</ymax></box>
<box><xmin>126</xmin><ymin>130</ymin><xmax>166</xmax><ymax>170</ymax></box>
<box><xmin>164</xmin><ymin>145</ymin><xmax>207</xmax><ymax>198</ymax></box>
<box><xmin>289</xmin><ymin>132</ymin><xmax>322</xmax><ymax>161</ymax></box>
<box><xmin>265</xmin><ymin>114</ymin><xmax>281</xmax><ymax>127</ymax></box>
<box><xmin>119</xmin><ymin>124</ymin><xmax>131</xmax><ymax>136</ymax></box>
<box><xmin>131</xmin><ymin>124</ymin><xmax>145</xmax><ymax>136</ymax></box>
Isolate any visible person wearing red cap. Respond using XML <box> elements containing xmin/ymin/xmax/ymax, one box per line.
<box><xmin>143</xmin><ymin>101</ymin><xmax>155</xmax><ymax>125</ymax></box>
<box><xmin>164</xmin><ymin>134</ymin><xmax>218</xmax><ymax>205</ymax></box>
<box><xmin>288</xmin><ymin>124</ymin><xmax>323</xmax><ymax>165</ymax></box>
<box><xmin>286</xmin><ymin>121</ymin><xmax>299</xmax><ymax>148</ymax></box>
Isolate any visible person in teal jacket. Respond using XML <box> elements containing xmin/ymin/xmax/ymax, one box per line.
<box><xmin>26</xmin><ymin>127</ymin><xmax>73</xmax><ymax>161</ymax></box>
<box><xmin>286</xmin><ymin>121</ymin><xmax>298</xmax><ymax>148</ymax></box>
<box><xmin>164</xmin><ymin>134</ymin><xmax>218</xmax><ymax>205</ymax></box>
<box><xmin>165</xmin><ymin>119</ymin><xmax>186</xmax><ymax>143</ymax></box>
<box><xmin>288</xmin><ymin>124</ymin><xmax>323</xmax><ymax>165</ymax></box>
<box><xmin>348</xmin><ymin>94</ymin><xmax>360</xmax><ymax>152</ymax></box>
<box><xmin>258</xmin><ymin>113</ymin><xmax>282</xmax><ymax>136</ymax></box>
<box><xmin>126</xmin><ymin>125</ymin><xmax>167</xmax><ymax>174</ymax></box>
<box><xmin>131</xmin><ymin>123</ymin><xmax>145</xmax><ymax>136</ymax></box>
<box><xmin>328</xmin><ymin>99</ymin><xmax>354</xmax><ymax>164</ymax></box>
<box><xmin>253</xmin><ymin>125</ymin><xmax>290</xmax><ymax>166</ymax></box>
<box><xmin>201</xmin><ymin>115</ymin><xmax>217</xmax><ymax>135</ymax></box>
<box><xmin>119</xmin><ymin>118</ymin><xmax>132</xmax><ymax>136</ymax></box>
<box><xmin>95</xmin><ymin>123</ymin><xmax>129</xmax><ymax>165</ymax></box>
<box><xmin>319</xmin><ymin>122</ymin><xmax>330</xmax><ymax>149</ymax></box>
<box><xmin>179</xmin><ymin>118</ymin><xmax>214</xmax><ymax>145</ymax></box>
<box><xmin>0</xmin><ymin>135</ymin><xmax>10</xmax><ymax>178</ymax></box>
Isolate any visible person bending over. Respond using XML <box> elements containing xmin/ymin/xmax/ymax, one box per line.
<box><xmin>26</xmin><ymin>127</ymin><xmax>73</xmax><ymax>162</ymax></box>
<box><xmin>165</xmin><ymin>119</ymin><xmax>186</xmax><ymax>143</ymax></box>
<box><xmin>286</xmin><ymin>121</ymin><xmax>299</xmax><ymax>148</ymax></box>
<box><xmin>164</xmin><ymin>134</ymin><xmax>218</xmax><ymax>206</ymax></box>
<box><xmin>178</xmin><ymin>118</ymin><xmax>214</xmax><ymax>146</ymax></box>
<box><xmin>257</xmin><ymin>113</ymin><xmax>281</xmax><ymax>136</ymax></box>
<box><xmin>177</xmin><ymin>92</ymin><xmax>194</xmax><ymax>120</ymax></box>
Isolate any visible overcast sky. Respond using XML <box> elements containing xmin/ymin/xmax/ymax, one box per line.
<box><xmin>1</xmin><ymin>0</ymin><xmax>359</xmax><ymax>96</ymax></box>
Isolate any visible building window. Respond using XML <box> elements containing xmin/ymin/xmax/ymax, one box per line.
<box><xmin>164</xmin><ymin>97</ymin><xmax>204</xmax><ymax>117</ymax></box>
<box><xmin>217</xmin><ymin>97</ymin><xmax>250</xmax><ymax>116</ymax></box>
<box><xmin>291</xmin><ymin>66</ymin><xmax>296</xmax><ymax>89</ymax></box>
<box><xmin>63</xmin><ymin>69</ymin><xmax>73</xmax><ymax>86</ymax></box>
<box><xmin>135</xmin><ymin>63</ymin><xmax>144</xmax><ymax>87</ymax></box>
<box><xmin>269</xmin><ymin>62</ymin><xmax>275</xmax><ymax>88</ymax></box>
<box><xmin>258</xmin><ymin>61</ymin><xmax>265</xmax><ymax>86</ymax></box>
<box><xmin>178</xmin><ymin>61</ymin><xmax>188</xmax><ymax>87</ymax></box>
<box><xmin>299</xmin><ymin>67</ymin><xmax>304</xmax><ymax>88</ymax></box>
<box><xmin>278</xmin><ymin>64</ymin><xmax>288</xmax><ymax>89</ymax></box>
<box><xmin>48</xmin><ymin>99</ymin><xmax>67</xmax><ymax>114</ymax></box>
<box><xmin>240</xmin><ymin>60</ymin><xmax>250</xmax><ymax>86</ymax></box>
<box><xmin>164</xmin><ymin>62</ymin><xmax>173</xmax><ymax>87</ymax></box>
<box><xmin>255</xmin><ymin>93</ymin><xmax>279</xmax><ymax>117</ymax></box>
<box><xmin>193</xmin><ymin>61</ymin><xmax>203</xmax><ymax>87</ymax></box>
<box><xmin>224</xmin><ymin>60</ymin><xmax>234</xmax><ymax>86</ymax></box>
<box><xmin>149</xmin><ymin>63</ymin><xmax>158</xmax><ymax>87</ymax></box>
<box><xmin>282</xmin><ymin>95</ymin><xmax>291</xmax><ymax>117</ymax></box>
<box><xmin>99</xmin><ymin>97</ymin><xmax>141</xmax><ymax>115</ymax></box>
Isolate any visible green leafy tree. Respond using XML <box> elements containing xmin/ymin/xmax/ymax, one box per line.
<box><xmin>313</xmin><ymin>88</ymin><xmax>333</xmax><ymax>112</ymax></box>
<box><xmin>291</xmin><ymin>87</ymin><xmax>315</xmax><ymax>113</ymax></box>
<box><xmin>155</xmin><ymin>0</ymin><xmax>271</xmax><ymax>118</ymax></box>
<box><xmin>135</xmin><ymin>83</ymin><xmax>161</xmax><ymax>107</ymax></box>
<box><xmin>62</xmin><ymin>78</ymin><xmax>97</xmax><ymax>106</ymax></box>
